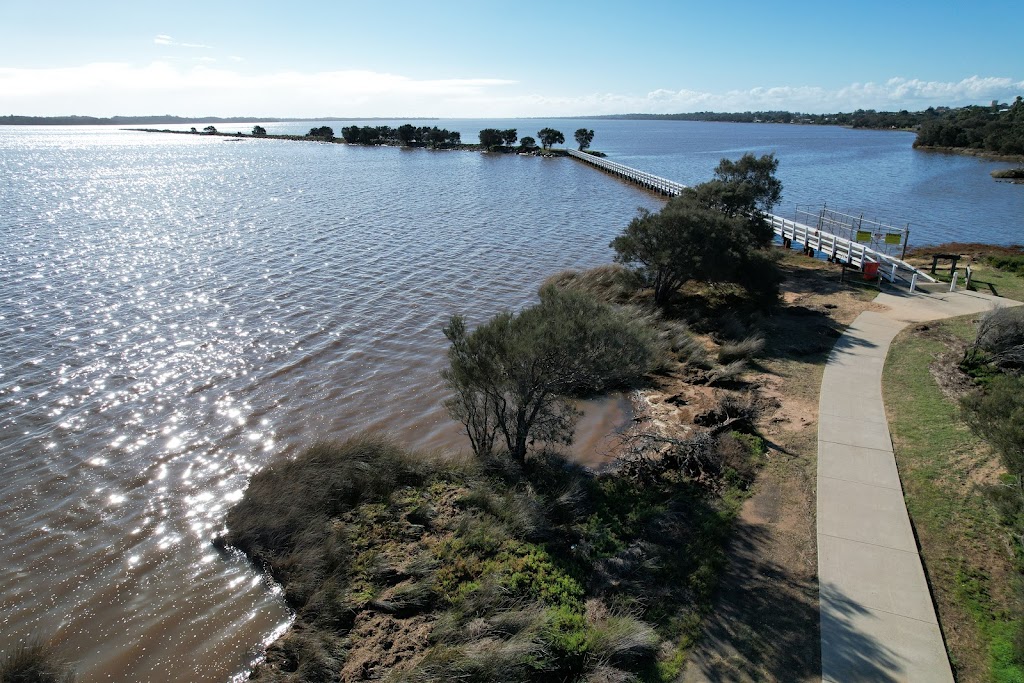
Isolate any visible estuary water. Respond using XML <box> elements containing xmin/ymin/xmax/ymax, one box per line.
<box><xmin>0</xmin><ymin>121</ymin><xmax>1020</xmax><ymax>681</ymax></box>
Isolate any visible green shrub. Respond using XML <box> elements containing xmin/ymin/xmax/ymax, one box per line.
<box><xmin>443</xmin><ymin>286</ymin><xmax>661</xmax><ymax>462</ymax></box>
<box><xmin>0</xmin><ymin>640</ymin><xmax>76</xmax><ymax>683</ymax></box>
<box><xmin>987</xmin><ymin>254</ymin><xmax>1024</xmax><ymax>276</ymax></box>
<box><xmin>543</xmin><ymin>265</ymin><xmax>644</xmax><ymax>304</ymax></box>
<box><xmin>717</xmin><ymin>334</ymin><xmax>765</xmax><ymax>364</ymax></box>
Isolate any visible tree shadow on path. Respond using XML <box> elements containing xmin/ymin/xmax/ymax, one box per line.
<box><xmin>682</xmin><ymin>510</ymin><xmax>901</xmax><ymax>682</ymax></box>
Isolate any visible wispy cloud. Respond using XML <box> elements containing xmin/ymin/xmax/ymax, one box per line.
<box><xmin>0</xmin><ymin>62</ymin><xmax>517</xmax><ymax>116</ymax></box>
<box><xmin>153</xmin><ymin>34</ymin><xmax>212</xmax><ymax>49</ymax></box>
<box><xmin>0</xmin><ymin>62</ymin><xmax>1018</xmax><ymax>118</ymax></box>
<box><xmin>458</xmin><ymin>76</ymin><xmax>1024</xmax><ymax>117</ymax></box>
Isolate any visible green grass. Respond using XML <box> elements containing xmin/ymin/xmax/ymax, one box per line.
<box><xmin>884</xmin><ymin>316</ymin><xmax>1024</xmax><ymax>682</ymax></box>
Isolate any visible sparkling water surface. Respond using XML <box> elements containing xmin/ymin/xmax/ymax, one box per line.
<box><xmin>0</xmin><ymin>121</ymin><xmax>1020</xmax><ymax>681</ymax></box>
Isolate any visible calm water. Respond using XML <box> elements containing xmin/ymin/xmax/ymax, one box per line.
<box><xmin>0</xmin><ymin>121</ymin><xmax>1020</xmax><ymax>681</ymax></box>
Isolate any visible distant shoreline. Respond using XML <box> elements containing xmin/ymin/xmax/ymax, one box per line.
<box><xmin>0</xmin><ymin>115</ymin><xmax>439</xmax><ymax>126</ymax></box>
<box><xmin>913</xmin><ymin>144</ymin><xmax>1024</xmax><ymax>164</ymax></box>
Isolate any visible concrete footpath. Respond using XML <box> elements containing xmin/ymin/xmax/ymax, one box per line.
<box><xmin>818</xmin><ymin>288</ymin><xmax>1017</xmax><ymax>682</ymax></box>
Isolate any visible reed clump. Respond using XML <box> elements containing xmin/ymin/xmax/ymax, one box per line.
<box><xmin>0</xmin><ymin>640</ymin><xmax>76</xmax><ymax>683</ymax></box>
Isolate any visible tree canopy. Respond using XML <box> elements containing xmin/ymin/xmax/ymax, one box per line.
<box><xmin>537</xmin><ymin>128</ymin><xmax>565</xmax><ymax>150</ymax></box>
<box><xmin>478</xmin><ymin>128</ymin><xmax>505</xmax><ymax>149</ymax></box>
<box><xmin>574</xmin><ymin>128</ymin><xmax>595</xmax><ymax>151</ymax></box>
<box><xmin>341</xmin><ymin>124</ymin><xmax>460</xmax><ymax>147</ymax></box>
<box><xmin>251</xmin><ymin>125</ymin><xmax>267</xmax><ymax>137</ymax></box>
<box><xmin>915</xmin><ymin>96</ymin><xmax>1024</xmax><ymax>155</ymax></box>
<box><xmin>520</xmin><ymin>136</ymin><xmax>537</xmax><ymax>150</ymax></box>
<box><xmin>688</xmin><ymin>153</ymin><xmax>783</xmax><ymax>245</ymax></box>
<box><xmin>442</xmin><ymin>286</ymin><xmax>659</xmax><ymax>462</ymax></box>
<box><xmin>609</xmin><ymin>155</ymin><xmax>783</xmax><ymax>306</ymax></box>
<box><xmin>308</xmin><ymin>126</ymin><xmax>334</xmax><ymax>140</ymax></box>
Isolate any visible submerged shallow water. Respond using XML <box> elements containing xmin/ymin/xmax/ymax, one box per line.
<box><xmin>0</xmin><ymin>122</ymin><xmax>1020</xmax><ymax>681</ymax></box>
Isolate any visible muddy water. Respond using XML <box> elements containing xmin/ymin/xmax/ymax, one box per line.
<box><xmin>0</xmin><ymin>127</ymin><xmax>660</xmax><ymax>681</ymax></box>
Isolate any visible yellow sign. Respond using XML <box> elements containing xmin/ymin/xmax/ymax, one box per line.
<box><xmin>856</xmin><ymin>230</ymin><xmax>872</xmax><ymax>243</ymax></box>
<box><xmin>884</xmin><ymin>233</ymin><xmax>902</xmax><ymax>245</ymax></box>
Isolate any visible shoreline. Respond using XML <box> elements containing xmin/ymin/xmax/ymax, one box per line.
<box><xmin>912</xmin><ymin>144</ymin><xmax>1024</xmax><ymax>164</ymax></box>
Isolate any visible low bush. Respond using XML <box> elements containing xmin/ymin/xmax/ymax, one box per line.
<box><xmin>224</xmin><ymin>437</ymin><xmax>467</xmax><ymax>596</ymax></box>
<box><xmin>543</xmin><ymin>265</ymin><xmax>644</xmax><ymax>304</ymax></box>
<box><xmin>708</xmin><ymin>359</ymin><xmax>747</xmax><ymax>386</ymax></box>
<box><xmin>717</xmin><ymin>334</ymin><xmax>765</xmax><ymax>364</ymax></box>
<box><xmin>0</xmin><ymin>640</ymin><xmax>76</xmax><ymax>683</ymax></box>
<box><xmin>671</xmin><ymin>331</ymin><xmax>711</xmax><ymax>368</ymax></box>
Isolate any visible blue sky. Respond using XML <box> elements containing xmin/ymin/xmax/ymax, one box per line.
<box><xmin>1</xmin><ymin>0</ymin><xmax>1021</xmax><ymax>117</ymax></box>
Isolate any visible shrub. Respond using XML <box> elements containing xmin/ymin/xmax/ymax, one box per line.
<box><xmin>987</xmin><ymin>253</ymin><xmax>1024</xmax><ymax>275</ymax></box>
<box><xmin>223</xmin><ymin>437</ymin><xmax>465</xmax><ymax>598</ymax></box>
<box><xmin>671</xmin><ymin>331</ymin><xmax>711</xmax><ymax>368</ymax></box>
<box><xmin>0</xmin><ymin>640</ymin><xmax>76</xmax><ymax>683</ymax></box>
<box><xmin>543</xmin><ymin>265</ymin><xmax>644</xmax><ymax>304</ymax></box>
<box><xmin>442</xmin><ymin>286</ymin><xmax>660</xmax><ymax>462</ymax></box>
<box><xmin>717</xmin><ymin>334</ymin><xmax>765</xmax><ymax>364</ymax></box>
<box><xmin>964</xmin><ymin>307</ymin><xmax>1024</xmax><ymax>374</ymax></box>
<box><xmin>708</xmin><ymin>359</ymin><xmax>747</xmax><ymax>386</ymax></box>
<box><xmin>962</xmin><ymin>374</ymin><xmax>1024</xmax><ymax>497</ymax></box>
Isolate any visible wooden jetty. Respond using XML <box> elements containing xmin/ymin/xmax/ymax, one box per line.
<box><xmin>567</xmin><ymin>149</ymin><xmax>936</xmax><ymax>287</ymax></box>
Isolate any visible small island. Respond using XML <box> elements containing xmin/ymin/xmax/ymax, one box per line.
<box><xmin>130</xmin><ymin>124</ymin><xmax>609</xmax><ymax>157</ymax></box>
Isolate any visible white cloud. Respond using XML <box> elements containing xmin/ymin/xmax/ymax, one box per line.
<box><xmin>0</xmin><ymin>62</ymin><xmax>518</xmax><ymax>116</ymax></box>
<box><xmin>0</xmin><ymin>62</ymin><xmax>1019</xmax><ymax>117</ymax></box>
<box><xmin>153</xmin><ymin>34</ymin><xmax>212</xmax><ymax>49</ymax></box>
<box><xmin>616</xmin><ymin>76</ymin><xmax>1024</xmax><ymax>115</ymax></box>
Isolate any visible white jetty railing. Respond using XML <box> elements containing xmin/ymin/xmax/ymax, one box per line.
<box><xmin>567</xmin><ymin>149</ymin><xmax>935</xmax><ymax>286</ymax></box>
<box><xmin>567</xmin><ymin>149</ymin><xmax>687</xmax><ymax>196</ymax></box>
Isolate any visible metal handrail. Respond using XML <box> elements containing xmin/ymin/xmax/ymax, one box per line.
<box><xmin>567</xmin><ymin>149</ymin><xmax>935</xmax><ymax>284</ymax></box>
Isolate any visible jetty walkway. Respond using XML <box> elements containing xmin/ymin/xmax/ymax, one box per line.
<box><xmin>567</xmin><ymin>149</ymin><xmax>936</xmax><ymax>288</ymax></box>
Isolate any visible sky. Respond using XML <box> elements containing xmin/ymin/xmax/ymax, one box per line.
<box><xmin>1</xmin><ymin>0</ymin><xmax>1022</xmax><ymax>118</ymax></box>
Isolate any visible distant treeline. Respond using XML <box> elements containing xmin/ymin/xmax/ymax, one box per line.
<box><xmin>0</xmin><ymin>115</ymin><xmax>437</xmax><ymax>126</ymax></box>
<box><xmin>597</xmin><ymin>99</ymin><xmax>1024</xmax><ymax>156</ymax></box>
<box><xmin>340</xmin><ymin>124</ymin><xmax>461</xmax><ymax>146</ymax></box>
<box><xmin>913</xmin><ymin>96</ymin><xmax>1024</xmax><ymax>156</ymax></box>
<box><xmin>595</xmin><ymin>109</ymin><xmax>943</xmax><ymax>128</ymax></box>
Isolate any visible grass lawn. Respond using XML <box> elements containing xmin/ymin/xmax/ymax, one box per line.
<box><xmin>884</xmin><ymin>315</ymin><xmax>1023</xmax><ymax>682</ymax></box>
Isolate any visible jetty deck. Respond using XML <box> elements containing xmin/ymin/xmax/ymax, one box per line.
<box><xmin>567</xmin><ymin>149</ymin><xmax>936</xmax><ymax>287</ymax></box>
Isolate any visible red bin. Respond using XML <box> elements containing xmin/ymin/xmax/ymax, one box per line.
<box><xmin>862</xmin><ymin>262</ymin><xmax>879</xmax><ymax>280</ymax></box>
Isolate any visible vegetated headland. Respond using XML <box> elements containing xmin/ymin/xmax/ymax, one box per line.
<box><xmin>218</xmin><ymin>153</ymin><xmax>794</xmax><ymax>682</ymax></box>
<box><xmin>211</xmin><ymin>153</ymin><xmax>937</xmax><ymax>682</ymax></box>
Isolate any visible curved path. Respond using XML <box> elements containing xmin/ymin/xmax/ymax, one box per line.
<box><xmin>817</xmin><ymin>287</ymin><xmax>1018</xmax><ymax>682</ymax></box>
